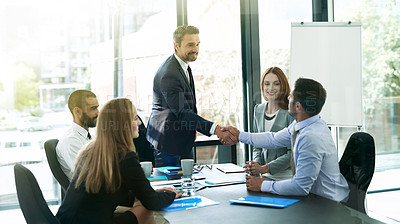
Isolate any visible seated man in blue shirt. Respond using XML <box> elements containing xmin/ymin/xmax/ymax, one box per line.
<box><xmin>222</xmin><ymin>78</ymin><xmax>349</xmax><ymax>202</ymax></box>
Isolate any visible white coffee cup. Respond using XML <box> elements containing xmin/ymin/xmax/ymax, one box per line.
<box><xmin>181</xmin><ymin>159</ymin><xmax>194</xmax><ymax>177</ymax></box>
<box><xmin>140</xmin><ymin>161</ymin><xmax>153</xmax><ymax>177</ymax></box>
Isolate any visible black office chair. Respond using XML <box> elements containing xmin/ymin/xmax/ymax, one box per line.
<box><xmin>339</xmin><ymin>132</ymin><xmax>375</xmax><ymax>214</ymax></box>
<box><xmin>134</xmin><ymin>116</ymin><xmax>155</xmax><ymax>165</ymax></box>
<box><xmin>44</xmin><ymin>139</ymin><xmax>70</xmax><ymax>197</ymax></box>
<box><xmin>14</xmin><ymin>164</ymin><xmax>61</xmax><ymax>224</ymax></box>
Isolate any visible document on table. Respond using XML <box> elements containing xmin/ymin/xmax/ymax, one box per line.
<box><xmin>230</xmin><ymin>196</ymin><xmax>300</xmax><ymax>208</ymax></box>
<box><xmin>214</xmin><ymin>163</ymin><xmax>244</xmax><ymax>174</ymax></box>
<box><xmin>198</xmin><ymin>176</ymin><xmax>245</xmax><ymax>187</ymax></box>
<box><xmin>163</xmin><ymin>196</ymin><xmax>219</xmax><ymax>212</ymax></box>
<box><xmin>150</xmin><ymin>175</ymin><xmax>206</xmax><ymax>187</ymax></box>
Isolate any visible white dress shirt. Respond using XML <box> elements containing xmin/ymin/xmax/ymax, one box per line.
<box><xmin>239</xmin><ymin>115</ymin><xmax>349</xmax><ymax>202</ymax></box>
<box><xmin>174</xmin><ymin>54</ymin><xmax>191</xmax><ymax>85</ymax></box>
<box><xmin>56</xmin><ymin>122</ymin><xmax>91</xmax><ymax>181</ymax></box>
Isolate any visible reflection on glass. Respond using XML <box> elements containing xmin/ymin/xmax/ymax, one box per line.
<box><xmin>335</xmin><ymin>0</ymin><xmax>400</xmax><ymax>172</ymax></box>
<box><xmin>0</xmin><ymin>0</ymin><xmax>177</xmax><ymax>209</ymax></box>
<box><xmin>120</xmin><ymin>1</ymin><xmax>176</xmax><ymax>121</ymax></box>
<box><xmin>258</xmin><ymin>0</ymin><xmax>311</xmax><ymax>83</ymax></box>
<box><xmin>187</xmin><ymin>0</ymin><xmax>244</xmax><ymax>164</ymax></box>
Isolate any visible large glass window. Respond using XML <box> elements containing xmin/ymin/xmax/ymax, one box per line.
<box><xmin>0</xmin><ymin>0</ymin><xmax>102</xmax><ymax>209</ymax></box>
<box><xmin>91</xmin><ymin>0</ymin><xmax>176</xmax><ymax>110</ymax></box>
<box><xmin>0</xmin><ymin>0</ymin><xmax>176</xmax><ymax>210</ymax></box>
<box><xmin>256</xmin><ymin>0</ymin><xmax>311</xmax><ymax>164</ymax></box>
<box><xmin>334</xmin><ymin>0</ymin><xmax>400</xmax><ymax>221</ymax></box>
<box><xmin>259</xmin><ymin>0</ymin><xmax>312</xmax><ymax>80</ymax></box>
<box><xmin>121</xmin><ymin>0</ymin><xmax>176</xmax><ymax>120</ymax></box>
<box><xmin>335</xmin><ymin>0</ymin><xmax>400</xmax><ymax>173</ymax></box>
<box><xmin>187</xmin><ymin>0</ymin><xmax>244</xmax><ymax>165</ymax></box>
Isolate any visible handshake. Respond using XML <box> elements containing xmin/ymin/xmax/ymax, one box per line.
<box><xmin>214</xmin><ymin>125</ymin><xmax>241</xmax><ymax>145</ymax></box>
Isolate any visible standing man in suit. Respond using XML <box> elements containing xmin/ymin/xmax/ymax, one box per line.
<box><xmin>146</xmin><ymin>25</ymin><xmax>235</xmax><ymax>167</ymax></box>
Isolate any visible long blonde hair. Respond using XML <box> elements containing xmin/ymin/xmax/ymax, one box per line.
<box><xmin>74</xmin><ymin>98</ymin><xmax>136</xmax><ymax>194</ymax></box>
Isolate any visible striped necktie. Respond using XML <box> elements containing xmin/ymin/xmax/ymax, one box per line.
<box><xmin>291</xmin><ymin>126</ymin><xmax>298</xmax><ymax>175</ymax></box>
<box><xmin>187</xmin><ymin>66</ymin><xmax>196</xmax><ymax>99</ymax></box>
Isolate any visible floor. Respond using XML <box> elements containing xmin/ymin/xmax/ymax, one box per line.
<box><xmin>365</xmin><ymin>153</ymin><xmax>400</xmax><ymax>223</ymax></box>
<box><xmin>365</xmin><ymin>168</ymin><xmax>400</xmax><ymax>224</ymax></box>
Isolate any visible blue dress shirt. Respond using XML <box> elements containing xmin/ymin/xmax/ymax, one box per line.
<box><xmin>239</xmin><ymin>115</ymin><xmax>349</xmax><ymax>202</ymax></box>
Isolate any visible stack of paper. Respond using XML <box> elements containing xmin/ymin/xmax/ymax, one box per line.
<box><xmin>215</xmin><ymin>163</ymin><xmax>244</xmax><ymax>174</ymax></box>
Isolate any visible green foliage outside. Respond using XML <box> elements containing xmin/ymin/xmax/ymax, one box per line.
<box><xmin>30</xmin><ymin>107</ymin><xmax>45</xmax><ymax>117</ymax></box>
<box><xmin>352</xmin><ymin>0</ymin><xmax>400</xmax><ymax>101</ymax></box>
<box><xmin>349</xmin><ymin>0</ymin><xmax>400</xmax><ymax>153</ymax></box>
<box><xmin>15</xmin><ymin>63</ymin><xmax>41</xmax><ymax>111</ymax></box>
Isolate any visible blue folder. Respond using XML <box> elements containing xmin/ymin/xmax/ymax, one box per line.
<box><xmin>155</xmin><ymin>166</ymin><xmax>182</xmax><ymax>175</ymax></box>
<box><xmin>163</xmin><ymin>196</ymin><xmax>219</xmax><ymax>212</ymax></box>
<box><xmin>156</xmin><ymin>166</ymin><xmax>198</xmax><ymax>175</ymax></box>
<box><xmin>147</xmin><ymin>175</ymin><xmax>168</xmax><ymax>181</ymax></box>
<box><xmin>230</xmin><ymin>196</ymin><xmax>300</xmax><ymax>208</ymax></box>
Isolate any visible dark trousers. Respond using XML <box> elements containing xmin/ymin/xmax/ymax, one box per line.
<box><xmin>153</xmin><ymin>148</ymin><xmax>193</xmax><ymax>167</ymax></box>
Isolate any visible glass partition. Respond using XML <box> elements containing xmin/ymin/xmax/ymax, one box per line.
<box><xmin>335</xmin><ymin>0</ymin><xmax>400</xmax><ymax>173</ymax></box>
<box><xmin>187</xmin><ymin>0</ymin><xmax>244</xmax><ymax>165</ymax></box>
<box><xmin>0</xmin><ymin>0</ymin><xmax>176</xmax><ymax>209</ymax></box>
<box><xmin>258</xmin><ymin>0</ymin><xmax>312</xmax><ymax>83</ymax></box>
<box><xmin>0</xmin><ymin>0</ymin><xmax>102</xmax><ymax>209</ymax></box>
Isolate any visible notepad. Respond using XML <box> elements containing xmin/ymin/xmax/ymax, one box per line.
<box><xmin>230</xmin><ymin>196</ymin><xmax>300</xmax><ymax>208</ymax></box>
<box><xmin>215</xmin><ymin>163</ymin><xmax>244</xmax><ymax>174</ymax></box>
<box><xmin>163</xmin><ymin>196</ymin><xmax>219</xmax><ymax>212</ymax></box>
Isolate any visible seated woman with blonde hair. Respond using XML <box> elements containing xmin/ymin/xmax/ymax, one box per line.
<box><xmin>56</xmin><ymin>98</ymin><xmax>181</xmax><ymax>224</ymax></box>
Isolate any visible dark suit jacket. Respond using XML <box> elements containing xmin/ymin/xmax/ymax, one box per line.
<box><xmin>56</xmin><ymin>152</ymin><xmax>175</xmax><ymax>224</ymax></box>
<box><xmin>134</xmin><ymin>116</ymin><xmax>155</xmax><ymax>165</ymax></box>
<box><xmin>146</xmin><ymin>55</ymin><xmax>213</xmax><ymax>156</ymax></box>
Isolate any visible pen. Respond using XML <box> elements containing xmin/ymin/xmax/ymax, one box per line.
<box><xmin>168</xmin><ymin>197</ymin><xmax>202</xmax><ymax>208</ymax></box>
<box><xmin>195</xmin><ymin>186</ymin><xmax>207</xmax><ymax>192</ymax></box>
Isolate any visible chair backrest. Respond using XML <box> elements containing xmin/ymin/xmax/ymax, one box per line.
<box><xmin>44</xmin><ymin>139</ymin><xmax>70</xmax><ymax>191</ymax></box>
<box><xmin>14</xmin><ymin>164</ymin><xmax>60</xmax><ymax>224</ymax></box>
<box><xmin>134</xmin><ymin>116</ymin><xmax>155</xmax><ymax>164</ymax></box>
<box><xmin>339</xmin><ymin>132</ymin><xmax>375</xmax><ymax>214</ymax></box>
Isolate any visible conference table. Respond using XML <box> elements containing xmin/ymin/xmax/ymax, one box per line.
<box><xmin>154</xmin><ymin>164</ymin><xmax>383</xmax><ymax>224</ymax></box>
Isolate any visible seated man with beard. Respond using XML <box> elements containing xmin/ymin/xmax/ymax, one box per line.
<box><xmin>56</xmin><ymin>90</ymin><xmax>99</xmax><ymax>181</ymax></box>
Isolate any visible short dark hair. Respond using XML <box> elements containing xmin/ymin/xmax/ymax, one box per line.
<box><xmin>68</xmin><ymin>90</ymin><xmax>96</xmax><ymax>115</ymax></box>
<box><xmin>293</xmin><ymin>78</ymin><xmax>326</xmax><ymax>116</ymax></box>
<box><xmin>173</xmin><ymin>25</ymin><xmax>199</xmax><ymax>46</ymax></box>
